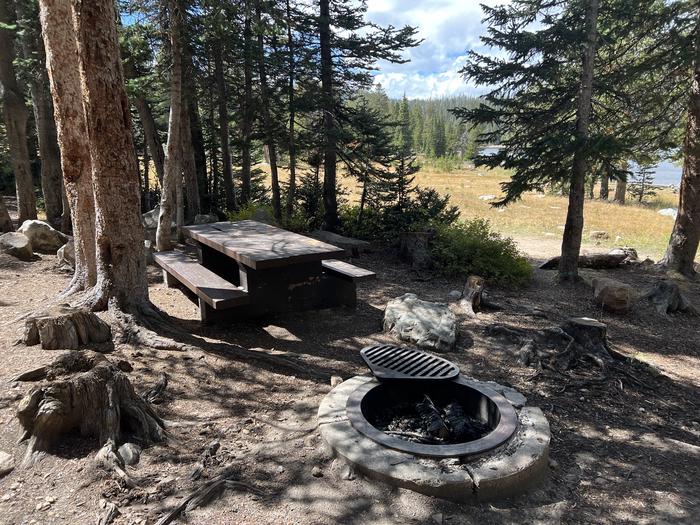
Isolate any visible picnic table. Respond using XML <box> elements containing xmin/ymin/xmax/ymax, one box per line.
<box><xmin>153</xmin><ymin>220</ymin><xmax>375</xmax><ymax>323</ymax></box>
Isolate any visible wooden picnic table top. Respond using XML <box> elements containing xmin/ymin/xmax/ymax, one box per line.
<box><xmin>183</xmin><ymin>220</ymin><xmax>346</xmax><ymax>270</ymax></box>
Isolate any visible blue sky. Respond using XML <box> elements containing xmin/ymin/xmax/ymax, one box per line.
<box><xmin>367</xmin><ymin>0</ymin><xmax>507</xmax><ymax>99</ymax></box>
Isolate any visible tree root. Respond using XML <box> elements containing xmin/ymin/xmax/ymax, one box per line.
<box><xmin>15</xmin><ymin>350</ymin><xmax>166</xmax><ymax>483</ymax></box>
<box><xmin>155</xmin><ymin>469</ymin><xmax>265</xmax><ymax>525</ymax></box>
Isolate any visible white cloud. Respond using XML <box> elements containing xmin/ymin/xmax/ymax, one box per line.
<box><xmin>366</xmin><ymin>0</ymin><xmax>508</xmax><ymax>99</ymax></box>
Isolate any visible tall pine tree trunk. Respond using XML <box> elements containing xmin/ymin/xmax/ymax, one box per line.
<box><xmin>180</xmin><ymin>98</ymin><xmax>201</xmax><ymax>221</ymax></box>
<box><xmin>599</xmin><ymin>174</ymin><xmax>609</xmax><ymax>199</ymax></box>
<box><xmin>38</xmin><ymin>0</ymin><xmax>97</xmax><ymax>293</ymax></box>
<box><xmin>0</xmin><ymin>0</ymin><xmax>36</xmax><ymax>224</ymax></box>
<box><xmin>614</xmin><ymin>177</ymin><xmax>626</xmax><ymax>203</ymax></box>
<box><xmin>214</xmin><ymin>46</ymin><xmax>235</xmax><ymax>211</ymax></box>
<box><xmin>241</xmin><ymin>10</ymin><xmax>253</xmax><ymax>205</ymax></box>
<box><xmin>182</xmin><ymin>47</ymin><xmax>207</xmax><ymax>213</ymax></box>
<box><xmin>157</xmin><ymin>0</ymin><xmax>183</xmax><ymax>252</ymax></box>
<box><xmin>559</xmin><ymin>0</ymin><xmax>599</xmax><ymax>282</ymax></box>
<box><xmin>285</xmin><ymin>0</ymin><xmax>296</xmax><ymax>222</ymax></box>
<box><xmin>15</xmin><ymin>1</ymin><xmax>64</xmax><ymax>229</ymax></box>
<box><xmin>0</xmin><ymin>197</ymin><xmax>12</xmax><ymax>232</ymax></box>
<box><xmin>661</xmin><ymin>8</ymin><xmax>700</xmax><ymax>276</ymax></box>
<box><xmin>134</xmin><ymin>96</ymin><xmax>165</xmax><ymax>187</ymax></box>
<box><xmin>319</xmin><ymin>0</ymin><xmax>339</xmax><ymax>231</ymax></box>
<box><xmin>72</xmin><ymin>0</ymin><xmax>148</xmax><ymax>310</ymax></box>
<box><xmin>255</xmin><ymin>1</ymin><xmax>281</xmax><ymax>222</ymax></box>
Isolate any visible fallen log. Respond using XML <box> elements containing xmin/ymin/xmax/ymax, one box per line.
<box><xmin>539</xmin><ymin>253</ymin><xmax>626</xmax><ymax>270</ymax></box>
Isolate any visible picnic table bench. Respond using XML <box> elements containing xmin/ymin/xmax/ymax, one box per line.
<box><xmin>154</xmin><ymin>220</ymin><xmax>376</xmax><ymax>323</ymax></box>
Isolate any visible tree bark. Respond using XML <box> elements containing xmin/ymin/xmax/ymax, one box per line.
<box><xmin>613</xmin><ymin>177</ymin><xmax>626</xmax><ymax>204</ymax></box>
<box><xmin>72</xmin><ymin>0</ymin><xmax>148</xmax><ymax>309</ymax></box>
<box><xmin>660</xmin><ymin>9</ymin><xmax>700</xmax><ymax>277</ymax></box>
<box><xmin>255</xmin><ymin>1</ymin><xmax>281</xmax><ymax>222</ymax></box>
<box><xmin>142</xmin><ymin>132</ymin><xmax>150</xmax><ymax>210</ymax></box>
<box><xmin>599</xmin><ymin>173</ymin><xmax>609</xmax><ymax>199</ymax></box>
<box><xmin>180</xmin><ymin>98</ymin><xmax>201</xmax><ymax>221</ymax></box>
<box><xmin>241</xmin><ymin>9</ymin><xmax>253</xmax><ymax>205</ymax></box>
<box><xmin>134</xmin><ymin>96</ymin><xmax>165</xmax><ymax>187</ymax></box>
<box><xmin>285</xmin><ymin>0</ymin><xmax>296</xmax><ymax>222</ymax></box>
<box><xmin>15</xmin><ymin>1</ymin><xmax>64</xmax><ymax>229</ymax></box>
<box><xmin>0</xmin><ymin>0</ymin><xmax>37</xmax><ymax>223</ymax></box>
<box><xmin>38</xmin><ymin>0</ymin><xmax>97</xmax><ymax>294</ymax></box>
<box><xmin>156</xmin><ymin>0</ymin><xmax>183</xmax><ymax>253</ymax></box>
<box><xmin>183</xmin><ymin>47</ymin><xmax>207</xmax><ymax>213</ymax></box>
<box><xmin>559</xmin><ymin>0</ymin><xmax>599</xmax><ymax>282</ymax></box>
<box><xmin>319</xmin><ymin>0</ymin><xmax>340</xmax><ymax>231</ymax></box>
<box><xmin>214</xmin><ymin>45</ymin><xmax>236</xmax><ymax>211</ymax></box>
<box><xmin>0</xmin><ymin>197</ymin><xmax>12</xmax><ymax>232</ymax></box>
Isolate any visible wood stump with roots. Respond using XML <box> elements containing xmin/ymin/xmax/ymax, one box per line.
<box><xmin>15</xmin><ymin>351</ymin><xmax>165</xmax><ymax>483</ymax></box>
<box><xmin>640</xmin><ymin>280</ymin><xmax>697</xmax><ymax>315</ymax></box>
<box><xmin>459</xmin><ymin>275</ymin><xmax>484</xmax><ymax>317</ymax></box>
<box><xmin>487</xmin><ymin>317</ymin><xmax>614</xmax><ymax>378</ymax></box>
<box><xmin>22</xmin><ymin>305</ymin><xmax>112</xmax><ymax>349</ymax></box>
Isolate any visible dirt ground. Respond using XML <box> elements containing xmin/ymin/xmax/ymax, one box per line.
<box><xmin>0</xmin><ymin>239</ymin><xmax>698</xmax><ymax>525</ymax></box>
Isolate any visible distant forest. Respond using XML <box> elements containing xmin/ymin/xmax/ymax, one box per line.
<box><xmin>359</xmin><ymin>88</ymin><xmax>498</xmax><ymax>161</ymax></box>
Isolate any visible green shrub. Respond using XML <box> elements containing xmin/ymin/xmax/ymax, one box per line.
<box><xmin>431</xmin><ymin>219</ymin><xmax>532</xmax><ymax>288</ymax></box>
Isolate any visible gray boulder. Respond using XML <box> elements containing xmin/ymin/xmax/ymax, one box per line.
<box><xmin>57</xmin><ymin>239</ymin><xmax>75</xmax><ymax>268</ymax></box>
<box><xmin>142</xmin><ymin>205</ymin><xmax>160</xmax><ymax>229</ymax></box>
<box><xmin>0</xmin><ymin>450</ymin><xmax>14</xmax><ymax>478</ymax></box>
<box><xmin>17</xmin><ymin>220</ymin><xmax>68</xmax><ymax>253</ymax></box>
<box><xmin>592</xmin><ymin>277</ymin><xmax>635</xmax><ymax>313</ymax></box>
<box><xmin>309</xmin><ymin>230</ymin><xmax>371</xmax><ymax>256</ymax></box>
<box><xmin>0</xmin><ymin>232</ymin><xmax>33</xmax><ymax>261</ymax></box>
<box><xmin>193</xmin><ymin>213</ymin><xmax>218</xmax><ymax>224</ymax></box>
<box><xmin>383</xmin><ymin>293</ymin><xmax>457</xmax><ymax>352</ymax></box>
<box><xmin>658</xmin><ymin>208</ymin><xmax>677</xmax><ymax>218</ymax></box>
<box><xmin>118</xmin><ymin>442</ymin><xmax>141</xmax><ymax>466</ymax></box>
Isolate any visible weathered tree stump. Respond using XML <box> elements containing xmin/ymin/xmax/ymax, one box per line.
<box><xmin>398</xmin><ymin>231</ymin><xmax>433</xmax><ymax>270</ymax></box>
<box><xmin>459</xmin><ymin>275</ymin><xmax>484</xmax><ymax>317</ymax></box>
<box><xmin>22</xmin><ymin>305</ymin><xmax>111</xmax><ymax>350</ymax></box>
<box><xmin>640</xmin><ymin>280</ymin><xmax>697</xmax><ymax>315</ymax></box>
<box><xmin>15</xmin><ymin>351</ymin><xmax>165</xmax><ymax>476</ymax></box>
<box><xmin>540</xmin><ymin>253</ymin><xmax>626</xmax><ymax>270</ymax></box>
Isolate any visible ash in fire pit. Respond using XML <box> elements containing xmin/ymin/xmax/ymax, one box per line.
<box><xmin>371</xmin><ymin>394</ymin><xmax>490</xmax><ymax>445</ymax></box>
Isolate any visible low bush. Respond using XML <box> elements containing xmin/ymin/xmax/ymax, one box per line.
<box><xmin>431</xmin><ymin>218</ymin><xmax>532</xmax><ymax>288</ymax></box>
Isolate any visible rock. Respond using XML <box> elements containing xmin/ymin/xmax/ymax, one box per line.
<box><xmin>18</xmin><ymin>220</ymin><xmax>69</xmax><ymax>253</ymax></box>
<box><xmin>447</xmin><ymin>290</ymin><xmax>462</xmax><ymax>302</ymax></box>
<box><xmin>658</xmin><ymin>208</ymin><xmax>677</xmax><ymax>218</ymax></box>
<box><xmin>118</xmin><ymin>443</ymin><xmax>141</xmax><ymax>466</ymax></box>
<box><xmin>383</xmin><ymin>293</ymin><xmax>457</xmax><ymax>352</ymax></box>
<box><xmin>57</xmin><ymin>240</ymin><xmax>75</xmax><ymax>268</ymax></box>
<box><xmin>252</xmin><ymin>207</ymin><xmax>275</xmax><ymax>224</ymax></box>
<box><xmin>0</xmin><ymin>232</ymin><xmax>33</xmax><ymax>261</ymax></box>
<box><xmin>311</xmin><ymin>466</ymin><xmax>323</xmax><ymax>478</ymax></box>
<box><xmin>432</xmin><ymin>513</ymin><xmax>444</xmax><ymax>524</ymax></box>
<box><xmin>0</xmin><ymin>451</ymin><xmax>14</xmax><ymax>478</ymax></box>
<box><xmin>308</xmin><ymin>230</ymin><xmax>371</xmax><ymax>256</ymax></box>
<box><xmin>478</xmin><ymin>194</ymin><xmax>496</xmax><ymax>201</ymax></box>
<box><xmin>589</xmin><ymin>230</ymin><xmax>609</xmax><ymax>241</ymax></box>
<box><xmin>193</xmin><ymin>213</ymin><xmax>218</xmax><ymax>224</ymax></box>
<box><xmin>591</xmin><ymin>277</ymin><xmax>634</xmax><ymax>313</ymax></box>
<box><xmin>142</xmin><ymin>205</ymin><xmax>160</xmax><ymax>229</ymax></box>
<box><xmin>330</xmin><ymin>375</ymin><xmax>343</xmax><ymax>387</ymax></box>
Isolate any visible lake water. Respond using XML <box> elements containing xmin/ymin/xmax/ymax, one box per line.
<box><xmin>478</xmin><ymin>147</ymin><xmax>683</xmax><ymax>186</ymax></box>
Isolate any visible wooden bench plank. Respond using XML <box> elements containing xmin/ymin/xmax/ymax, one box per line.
<box><xmin>154</xmin><ymin>251</ymin><xmax>249</xmax><ymax>309</ymax></box>
<box><xmin>322</xmin><ymin>259</ymin><xmax>376</xmax><ymax>282</ymax></box>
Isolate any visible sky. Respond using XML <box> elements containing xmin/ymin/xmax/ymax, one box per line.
<box><xmin>366</xmin><ymin>0</ymin><xmax>507</xmax><ymax>100</ymax></box>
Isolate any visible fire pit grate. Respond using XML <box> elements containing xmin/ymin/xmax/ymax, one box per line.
<box><xmin>360</xmin><ymin>345</ymin><xmax>460</xmax><ymax>381</ymax></box>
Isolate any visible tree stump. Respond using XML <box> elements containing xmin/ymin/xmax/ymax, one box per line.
<box><xmin>22</xmin><ymin>305</ymin><xmax>111</xmax><ymax>350</ymax></box>
<box><xmin>398</xmin><ymin>232</ymin><xmax>433</xmax><ymax>270</ymax></box>
<box><xmin>641</xmin><ymin>281</ymin><xmax>697</xmax><ymax>315</ymax></box>
<box><xmin>459</xmin><ymin>275</ymin><xmax>485</xmax><ymax>317</ymax></box>
<box><xmin>15</xmin><ymin>351</ymin><xmax>165</xmax><ymax>472</ymax></box>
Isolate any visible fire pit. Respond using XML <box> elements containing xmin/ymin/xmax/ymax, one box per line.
<box><xmin>318</xmin><ymin>345</ymin><xmax>550</xmax><ymax>501</ymax></box>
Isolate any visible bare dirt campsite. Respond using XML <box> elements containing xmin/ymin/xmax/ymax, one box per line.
<box><xmin>2</xmin><ymin>0</ymin><xmax>700</xmax><ymax>524</ymax></box>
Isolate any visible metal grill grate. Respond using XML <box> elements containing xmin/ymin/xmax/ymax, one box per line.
<box><xmin>360</xmin><ymin>345</ymin><xmax>460</xmax><ymax>381</ymax></box>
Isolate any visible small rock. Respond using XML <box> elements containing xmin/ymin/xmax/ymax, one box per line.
<box><xmin>0</xmin><ymin>450</ymin><xmax>14</xmax><ymax>478</ymax></box>
<box><xmin>193</xmin><ymin>213</ymin><xmax>219</xmax><ymax>224</ymax></box>
<box><xmin>57</xmin><ymin>239</ymin><xmax>75</xmax><ymax>268</ymax></box>
<box><xmin>592</xmin><ymin>277</ymin><xmax>635</xmax><ymax>313</ymax></box>
<box><xmin>447</xmin><ymin>290</ymin><xmax>462</xmax><ymax>302</ymax></box>
<box><xmin>657</xmin><ymin>208</ymin><xmax>677</xmax><ymax>218</ymax></box>
<box><xmin>118</xmin><ymin>443</ymin><xmax>141</xmax><ymax>466</ymax></box>
<box><xmin>589</xmin><ymin>230</ymin><xmax>609</xmax><ymax>241</ymax></box>
<box><xmin>0</xmin><ymin>232</ymin><xmax>33</xmax><ymax>261</ymax></box>
<box><xmin>276</xmin><ymin>465</ymin><xmax>285</xmax><ymax>474</ymax></box>
<box><xmin>432</xmin><ymin>513</ymin><xmax>444</xmax><ymax>524</ymax></box>
<box><xmin>478</xmin><ymin>194</ymin><xmax>496</xmax><ymax>201</ymax></box>
<box><xmin>311</xmin><ymin>466</ymin><xmax>323</xmax><ymax>478</ymax></box>
<box><xmin>18</xmin><ymin>220</ymin><xmax>69</xmax><ymax>253</ymax></box>
<box><xmin>330</xmin><ymin>375</ymin><xmax>343</xmax><ymax>387</ymax></box>
<box><xmin>549</xmin><ymin>458</ymin><xmax>559</xmax><ymax>469</ymax></box>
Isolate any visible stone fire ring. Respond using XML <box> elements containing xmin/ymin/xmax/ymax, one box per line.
<box><xmin>318</xmin><ymin>376</ymin><xmax>550</xmax><ymax>502</ymax></box>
